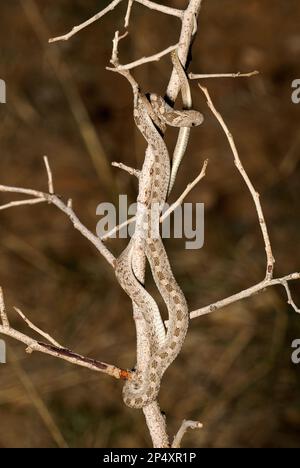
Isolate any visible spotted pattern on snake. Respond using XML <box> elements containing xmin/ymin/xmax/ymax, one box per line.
<box><xmin>115</xmin><ymin>89</ymin><xmax>190</xmax><ymax>408</ymax></box>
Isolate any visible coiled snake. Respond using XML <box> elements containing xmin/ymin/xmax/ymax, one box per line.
<box><xmin>115</xmin><ymin>52</ymin><xmax>203</xmax><ymax>408</ymax></box>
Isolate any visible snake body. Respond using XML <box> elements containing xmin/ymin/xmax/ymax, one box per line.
<box><xmin>167</xmin><ymin>51</ymin><xmax>204</xmax><ymax>194</ymax></box>
<box><xmin>115</xmin><ymin>53</ymin><xmax>202</xmax><ymax>409</ymax></box>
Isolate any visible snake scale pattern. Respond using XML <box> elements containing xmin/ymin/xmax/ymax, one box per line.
<box><xmin>115</xmin><ymin>52</ymin><xmax>203</xmax><ymax>408</ymax></box>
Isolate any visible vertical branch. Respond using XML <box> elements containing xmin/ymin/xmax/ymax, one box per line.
<box><xmin>0</xmin><ymin>287</ymin><xmax>9</xmax><ymax>329</ymax></box>
<box><xmin>199</xmin><ymin>85</ymin><xmax>275</xmax><ymax>280</ymax></box>
<box><xmin>137</xmin><ymin>0</ymin><xmax>205</xmax><ymax>446</ymax></box>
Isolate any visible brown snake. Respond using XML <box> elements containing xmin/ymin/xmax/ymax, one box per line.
<box><xmin>115</xmin><ymin>52</ymin><xmax>203</xmax><ymax>408</ymax></box>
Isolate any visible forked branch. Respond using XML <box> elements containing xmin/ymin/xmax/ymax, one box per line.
<box><xmin>0</xmin><ymin>288</ymin><xmax>130</xmax><ymax>379</ymax></box>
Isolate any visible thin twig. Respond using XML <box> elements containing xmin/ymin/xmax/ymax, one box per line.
<box><xmin>282</xmin><ymin>281</ymin><xmax>300</xmax><ymax>314</ymax></box>
<box><xmin>135</xmin><ymin>0</ymin><xmax>183</xmax><ymax>18</ymax></box>
<box><xmin>0</xmin><ymin>287</ymin><xmax>9</xmax><ymax>329</ymax></box>
<box><xmin>43</xmin><ymin>156</ymin><xmax>54</xmax><ymax>194</ymax></box>
<box><xmin>172</xmin><ymin>419</ymin><xmax>203</xmax><ymax>448</ymax></box>
<box><xmin>14</xmin><ymin>306</ymin><xmax>62</xmax><ymax>347</ymax></box>
<box><xmin>112</xmin><ymin>161</ymin><xmax>140</xmax><ymax>178</ymax></box>
<box><xmin>199</xmin><ymin>85</ymin><xmax>275</xmax><ymax>280</ymax></box>
<box><xmin>49</xmin><ymin>0</ymin><xmax>123</xmax><ymax>43</ymax></box>
<box><xmin>162</xmin><ymin>159</ymin><xmax>208</xmax><ymax>222</ymax></box>
<box><xmin>0</xmin><ymin>291</ymin><xmax>130</xmax><ymax>380</ymax></box>
<box><xmin>0</xmin><ymin>177</ymin><xmax>116</xmax><ymax>269</ymax></box>
<box><xmin>190</xmin><ymin>273</ymin><xmax>300</xmax><ymax>319</ymax></box>
<box><xmin>189</xmin><ymin>70</ymin><xmax>259</xmax><ymax>79</ymax></box>
<box><xmin>107</xmin><ymin>43</ymin><xmax>179</xmax><ymax>71</ymax></box>
<box><xmin>49</xmin><ymin>0</ymin><xmax>183</xmax><ymax>44</ymax></box>
<box><xmin>110</xmin><ymin>30</ymin><xmax>129</xmax><ymax>68</ymax></box>
<box><xmin>124</xmin><ymin>0</ymin><xmax>134</xmax><ymax>27</ymax></box>
<box><xmin>0</xmin><ymin>198</ymin><xmax>45</xmax><ymax>211</ymax></box>
<box><xmin>101</xmin><ymin>217</ymin><xmax>135</xmax><ymax>241</ymax></box>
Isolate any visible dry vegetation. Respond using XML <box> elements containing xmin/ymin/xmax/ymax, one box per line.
<box><xmin>0</xmin><ymin>0</ymin><xmax>299</xmax><ymax>447</ymax></box>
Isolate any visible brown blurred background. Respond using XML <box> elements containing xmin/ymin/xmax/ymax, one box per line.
<box><xmin>0</xmin><ymin>0</ymin><xmax>299</xmax><ymax>448</ymax></box>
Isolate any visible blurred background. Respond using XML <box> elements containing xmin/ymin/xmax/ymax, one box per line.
<box><xmin>0</xmin><ymin>0</ymin><xmax>299</xmax><ymax>448</ymax></box>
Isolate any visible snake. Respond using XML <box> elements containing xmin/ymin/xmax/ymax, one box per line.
<box><xmin>115</xmin><ymin>52</ymin><xmax>203</xmax><ymax>409</ymax></box>
<box><xmin>167</xmin><ymin>51</ymin><xmax>204</xmax><ymax>194</ymax></box>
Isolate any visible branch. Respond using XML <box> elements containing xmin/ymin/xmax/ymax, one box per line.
<box><xmin>124</xmin><ymin>0</ymin><xmax>134</xmax><ymax>28</ymax></box>
<box><xmin>112</xmin><ymin>161</ymin><xmax>140</xmax><ymax>178</ymax></box>
<box><xmin>0</xmin><ymin>289</ymin><xmax>130</xmax><ymax>380</ymax></box>
<box><xmin>137</xmin><ymin>0</ymin><xmax>205</xmax><ymax>447</ymax></box>
<box><xmin>162</xmin><ymin>159</ymin><xmax>208</xmax><ymax>222</ymax></box>
<box><xmin>0</xmin><ymin>198</ymin><xmax>44</xmax><ymax>211</ymax></box>
<box><xmin>49</xmin><ymin>0</ymin><xmax>182</xmax><ymax>44</ymax></box>
<box><xmin>49</xmin><ymin>0</ymin><xmax>123</xmax><ymax>43</ymax></box>
<box><xmin>43</xmin><ymin>155</ymin><xmax>54</xmax><ymax>194</ymax></box>
<box><xmin>189</xmin><ymin>70</ymin><xmax>259</xmax><ymax>79</ymax></box>
<box><xmin>107</xmin><ymin>43</ymin><xmax>179</xmax><ymax>71</ymax></box>
<box><xmin>135</xmin><ymin>0</ymin><xmax>183</xmax><ymax>18</ymax></box>
<box><xmin>143</xmin><ymin>403</ymin><xmax>169</xmax><ymax>448</ymax></box>
<box><xmin>0</xmin><ymin>287</ymin><xmax>9</xmax><ymax>329</ymax></box>
<box><xmin>190</xmin><ymin>273</ymin><xmax>300</xmax><ymax>319</ymax></box>
<box><xmin>13</xmin><ymin>306</ymin><xmax>62</xmax><ymax>347</ymax></box>
<box><xmin>172</xmin><ymin>419</ymin><xmax>203</xmax><ymax>448</ymax></box>
<box><xmin>0</xmin><ymin>159</ymin><xmax>116</xmax><ymax>268</ymax></box>
<box><xmin>199</xmin><ymin>85</ymin><xmax>275</xmax><ymax>280</ymax></box>
<box><xmin>282</xmin><ymin>280</ymin><xmax>300</xmax><ymax>314</ymax></box>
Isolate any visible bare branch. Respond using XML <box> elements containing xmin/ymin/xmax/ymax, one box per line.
<box><xmin>189</xmin><ymin>70</ymin><xmax>259</xmax><ymax>79</ymax></box>
<box><xmin>0</xmin><ymin>184</ymin><xmax>45</xmax><ymax>198</ymax></box>
<box><xmin>43</xmin><ymin>156</ymin><xmax>54</xmax><ymax>194</ymax></box>
<box><xmin>110</xmin><ymin>30</ymin><xmax>129</xmax><ymax>68</ymax></box>
<box><xmin>190</xmin><ymin>273</ymin><xmax>300</xmax><ymax>320</ymax></box>
<box><xmin>49</xmin><ymin>0</ymin><xmax>182</xmax><ymax>44</ymax></box>
<box><xmin>162</xmin><ymin>159</ymin><xmax>208</xmax><ymax>222</ymax></box>
<box><xmin>49</xmin><ymin>0</ymin><xmax>123</xmax><ymax>43</ymax></box>
<box><xmin>101</xmin><ymin>217</ymin><xmax>135</xmax><ymax>241</ymax></box>
<box><xmin>124</xmin><ymin>0</ymin><xmax>134</xmax><ymax>27</ymax></box>
<box><xmin>0</xmin><ymin>182</ymin><xmax>116</xmax><ymax>268</ymax></box>
<box><xmin>135</xmin><ymin>0</ymin><xmax>183</xmax><ymax>18</ymax></box>
<box><xmin>112</xmin><ymin>161</ymin><xmax>140</xmax><ymax>178</ymax></box>
<box><xmin>0</xmin><ymin>287</ymin><xmax>9</xmax><ymax>329</ymax></box>
<box><xmin>282</xmin><ymin>280</ymin><xmax>300</xmax><ymax>314</ymax></box>
<box><xmin>13</xmin><ymin>306</ymin><xmax>62</xmax><ymax>347</ymax></box>
<box><xmin>172</xmin><ymin>419</ymin><xmax>203</xmax><ymax>448</ymax></box>
<box><xmin>0</xmin><ymin>290</ymin><xmax>130</xmax><ymax>380</ymax></box>
<box><xmin>0</xmin><ymin>198</ymin><xmax>45</xmax><ymax>211</ymax></box>
<box><xmin>107</xmin><ymin>43</ymin><xmax>179</xmax><ymax>71</ymax></box>
<box><xmin>199</xmin><ymin>85</ymin><xmax>275</xmax><ymax>280</ymax></box>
